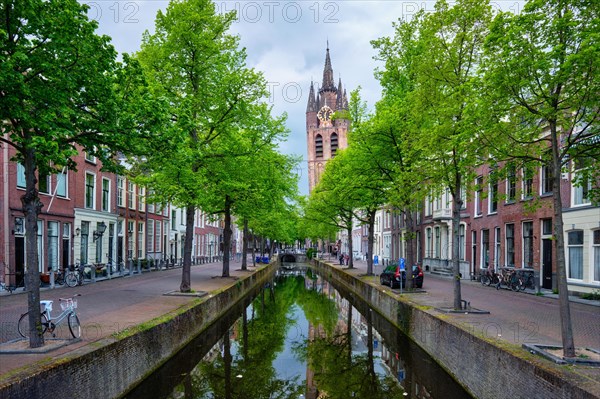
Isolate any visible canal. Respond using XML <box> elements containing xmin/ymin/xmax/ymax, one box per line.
<box><xmin>124</xmin><ymin>264</ymin><xmax>472</xmax><ymax>399</ymax></box>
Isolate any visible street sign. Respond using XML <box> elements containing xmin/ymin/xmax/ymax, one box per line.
<box><xmin>399</xmin><ymin>257</ymin><xmax>405</xmax><ymax>271</ymax></box>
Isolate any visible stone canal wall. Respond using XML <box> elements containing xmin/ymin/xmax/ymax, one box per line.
<box><xmin>313</xmin><ymin>261</ymin><xmax>597</xmax><ymax>399</ymax></box>
<box><xmin>0</xmin><ymin>264</ymin><xmax>277</xmax><ymax>399</ymax></box>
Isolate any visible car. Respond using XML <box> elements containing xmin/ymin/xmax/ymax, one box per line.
<box><xmin>379</xmin><ymin>264</ymin><xmax>424</xmax><ymax>289</ymax></box>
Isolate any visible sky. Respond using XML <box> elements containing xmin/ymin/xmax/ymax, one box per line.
<box><xmin>87</xmin><ymin>0</ymin><xmax>524</xmax><ymax>195</ymax></box>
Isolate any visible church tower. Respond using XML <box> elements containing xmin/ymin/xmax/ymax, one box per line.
<box><xmin>306</xmin><ymin>45</ymin><xmax>350</xmax><ymax>193</ymax></box>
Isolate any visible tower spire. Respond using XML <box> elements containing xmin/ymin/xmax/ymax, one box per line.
<box><xmin>306</xmin><ymin>81</ymin><xmax>317</xmax><ymax>112</ymax></box>
<box><xmin>321</xmin><ymin>46</ymin><xmax>336</xmax><ymax>92</ymax></box>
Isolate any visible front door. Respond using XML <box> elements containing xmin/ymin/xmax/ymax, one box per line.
<box><xmin>542</xmin><ymin>239</ymin><xmax>553</xmax><ymax>289</ymax></box>
<box><xmin>14</xmin><ymin>236</ymin><xmax>25</xmax><ymax>287</ymax></box>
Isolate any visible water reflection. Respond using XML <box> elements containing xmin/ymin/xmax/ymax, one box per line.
<box><xmin>125</xmin><ymin>264</ymin><xmax>471</xmax><ymax>399</ymax></box>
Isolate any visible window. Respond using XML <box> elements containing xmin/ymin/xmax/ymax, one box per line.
<box><xmin>148</xmin><ymin>220</ymin><xmax>155</xmax><ymax>253</ymax></box>
<box><xmin>315</xmin><ymin>134</ymin><xmax>323</xmax><ymax>158</ymax></box>
<box><xmin>38</xmin><ymin>169</ymin><xmax>50</xmax><ymax>194</ymax></box>
<box><xmin>541</xmin><ymin>163</ymin><xmax>553</xmax><ymax>195</ymax></box>
<box><xmin>573</xmin><ymin>158</ymin><xmax>592</xmax><ymax>206</ymax></box>
<box><xmin>489</xmin><ymin>180</ymin><xmax>498</xmax><ymax>214</ymax></box>
<box><xmin>37</xmin><ymin>221</ymin><xmax>43</xmax><ymax>272</ymax></box>
<box><xmin>459</xmin><ymin>224</ymin><xmax>465</xmax><ymax>261</ymax></box>
<box><xmin>80</xmin><ymin>222</ymin><xmax>89</xmax><ymax>265</ymax></box>
<box><xmin>522</xmin><ymin>166</ymin><xmax>533</xmax><ymax>199</ymax></box>
<box><xmin>137</xmin><ymin>222</ymin><xmax>144</xmax><ymax>258</ymax></box>
<box><xmin>85</xmin><ymin>151</ymin><xmax>96</xmax><ymax>163</ymax></box>
<box><xmin>95</xmin><ymin>222</ymin><xmax>103</xmax><ymax>263</ymax></box>
<box><xmin>506</xmin><ymin>165</ymin><xmax>516</xmax><ymax>202</ymax></box>
<box><xmin>127</xmin><ymin>181</ymin><xmax>135</xmax><ymax>209</ymax></box>
<box><xmin>425</xmin><ymin>228</ymin><xmax>432</xmax><ymax>257</ymax></box>
<box><xmin>47</xmin><ymin>221</ymin><xmax>59</xmax><ymax>272</ymax></box>
<box><xmin>85</xmin><ymin>173</ymin><xmax>95</xmax><ymax>209</ymax></box>
<box><xmin>117</xmin><ymin>177</ymin><xmax>124</xmax><ymax>207</ymax></box>
<box><xmin>56</xmin><ymin>169</ymin><xmax>67</xmax><ymax>197</ymax></box>
<box><xmin>331</xmin><ymin>133</ymin><xmax>338</xmax><ymax>156</ymax></box>
<box><xmin>481</xmin><ymin>229</ymin><xmax>490</xmax><ymax>268</ymax></box>
<box><xmin>475</xmin><ymin>176</ymin><xmax>483</xmax><ymax>216</ymax></box>
<box><xmin>505</xmin><ymin>224</ymin><xmax>515</xmax><ymax>267</ymax></box>
<box><xmin>494</xmin><ymin>227</ymin><xmax>501</xmax><ymax>270</ymax></box>
<box><xmin>567</xmin><ymin>231</ymin><xmax>583</xmax><ymax>280</ymax></box>
<box><xmin>156</xmin><ymin>221</ymin><xmax>162</xmax><ymax>252</ymax></box>
<box><xmin>593</xmin><ymin>230</ymin><xmax>600</xmax><ymax>283</ymax></box>
<box><xmin>523</xmin><ymin>221</ymin><xmax>533</xmax><ymax>268</ymax></box>
<box><xmin>127</xmin><ymin>221</ymin><xmax>135</xmax><ymax>259</ymax></box>
<box><xmin>138</xmin><ymin>186</ymin><xmax>145</xmax><ymax>211</ymax></box>
<box><xmin>102</xmin><ymin>178</ymin><xmax>110</xmax><ymax>212</ymax></box>
<box><xmin>171</xmin><ymin>210</ymin><xmax>176</xmax><ymax>230</ymax></box>
<box><xmin>17</xmin><ymin>163</ymin><xmax>26</xmax><ymax>188</ymax></box>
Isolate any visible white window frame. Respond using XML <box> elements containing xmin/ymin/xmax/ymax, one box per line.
<box><xmin>102</xmin><ymin>177</ymin><xmax>111</xmax><ymax>212</ymax></box>
<box><xmin>567</xmin><ymin>230</ymin><xmax>583</xmax><ymax>280</ymax></box>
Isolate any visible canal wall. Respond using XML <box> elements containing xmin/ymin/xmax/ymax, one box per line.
<box><xmin>0</xmin><ymin>263</ymin><xmax>277</xmax><ymax>399</ymax></box>
<box><xmin>313</xmin><ymin>261</ymin><xmax>598</xmax><ymax>399</ymax></box>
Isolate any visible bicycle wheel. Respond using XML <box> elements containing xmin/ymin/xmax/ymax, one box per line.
<box><xmin>18</xmin><ymin>312</ymin><xmax>48</xmax><ymax>338</ymax></box>
<box><xmin>519</xmin><ymin>279</ymin><xmax>526</xmax><ymax>291</ymax></box>
<box><xmin>65</xmin><ymin>272</ymin><xmax>78</xmax><ymax>287</ymax></box>
<box><xmin>480</xmin><ymin>275</ymin><xmax>489</xmax><ymax>286</ymax></box>
<box><xmin>67</xmin><ymin>313</ymin><xmax>81</xmax><ymax>338</ymax></box>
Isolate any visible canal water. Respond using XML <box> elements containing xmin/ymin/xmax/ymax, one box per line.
<box><xmin>124</xmin><ymin>264</ymin><xmax>472</xmax><ymax>399</ymax></box>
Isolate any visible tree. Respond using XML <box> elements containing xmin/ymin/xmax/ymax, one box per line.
<box><xmin>375</xmin><ymin>0</ymin><xmax>492</xmax><ymax>309</ymax></box>
<box><xmin>135</xmin><ymin>0</ymin><xmax>275</xmax><ymax>290</ymax></box>
<box><xmin>0</xmin><ymin>0</ymin><xmax>155</xmax><ymax>347</ymax></box>
<box><xmin>481</xmin><ymin>0</ymin><xmax>600</xmax><ymax>357</ymax></box>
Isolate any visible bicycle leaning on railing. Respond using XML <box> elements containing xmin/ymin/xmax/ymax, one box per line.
<box><xmin>18</xmin><ymin>294</ymin><xmax>82</xmax><ymax>339</ymax></box>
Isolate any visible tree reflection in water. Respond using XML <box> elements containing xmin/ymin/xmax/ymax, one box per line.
<box><xmin>126</xmin><ymin>266</ymin><xmax>470</xmax><ymax>399</ymax></box>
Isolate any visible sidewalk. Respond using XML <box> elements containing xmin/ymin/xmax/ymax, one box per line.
<box><xmin>0</xmin><ymin>260</ymin><xmax>260</xmax><ymax>376</ymax></box>
<box><xmin>1</xmin><ymin>257</ymin><xmax>598</xmax><ymax>380</ymax></box>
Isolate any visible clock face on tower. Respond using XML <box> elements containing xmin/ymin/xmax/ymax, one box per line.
<box><xmin>317</xmin><ymin>105</ymin><xmax>333</xmax><ymax>122</ymax></box>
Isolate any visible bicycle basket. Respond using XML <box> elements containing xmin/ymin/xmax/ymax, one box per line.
<box><xmin>60</xmin><ymin>299</ymin><xmax>77</xmax><ymax>310</ymax></box>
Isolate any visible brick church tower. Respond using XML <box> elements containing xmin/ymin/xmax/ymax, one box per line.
<box><xmin>306</xmin><ymin>45</ymin><xmax>350</xmax><ymax>193</ymax></box>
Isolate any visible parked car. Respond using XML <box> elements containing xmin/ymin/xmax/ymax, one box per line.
<box><xmin>379</xmin><ymin>264</ymin><xmax>424</xmax><ymax>289</ymax></box>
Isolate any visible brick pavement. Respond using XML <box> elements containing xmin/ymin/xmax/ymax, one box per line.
<box><xmin>1</xmin><ymin>257</ymin><xmax>598</xmax><ymax>381</ymax></box>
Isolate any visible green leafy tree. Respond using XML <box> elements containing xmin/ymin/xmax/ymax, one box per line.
<box><xmin>135</xmin><ymin>0</ymin><xmax>275</xmax><ymax>289</ymax></box>
<box><xmin>0</xmin><ymin>0</ymin><xmax>156</xmax><ymax>347</ymax></box>
<box><xmin>481</xmin><ymin>0</ymin><xmax>600</xmax><ymax>357</ymax></box>
<box><xmin>376</xmin><ymin>0</ymin><xmax>492</xmax><ymax>309</ymax></box>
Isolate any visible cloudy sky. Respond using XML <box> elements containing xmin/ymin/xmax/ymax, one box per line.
<box><xmin>88</xmin><ymin>0</ymin><xmax>523</xmax><ymax>195</ymax></box>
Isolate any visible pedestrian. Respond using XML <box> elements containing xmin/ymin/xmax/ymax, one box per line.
<box><xmin>344</xmin><ymin>253</ymin><xmax>349</xmax><ymax>266</ymax></box>
<box><xmin>339</xmin><ymin>253</ymin><xmax>344</xmax><ymax>265</ymax></box>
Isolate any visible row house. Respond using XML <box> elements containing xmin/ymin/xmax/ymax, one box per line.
<box><xmin>419</xmin><ymin>160</ymin><xmax>599</xmax><ymax>295</ymax></box>
<box><xmin>354</xmin><ymin>160</ymin><xmax>597</xmax><ymax>295</ymax></box>
<box><xmin>0</xmin><ymin>147</ymin><xmax>224</xmax><ymax>287</ymax></box>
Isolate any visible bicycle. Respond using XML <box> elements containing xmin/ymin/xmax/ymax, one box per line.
<box><xmin>18</xmin><ymin>294</ymin><xmax>82</xmax><ymax>339</ymax></box>
<box><xmin>496</xmin><ymin>267</ymin><xmax>520</xmax><ymax>291</ymax></box>
<box><xmin>480</xmin><ymin>268</ymin><xmax>500</xmax><ymax>287</ymax></box>
<box><xmin>0</xmin><ymin>278</ymin><xmax>16</xmax><ymax>293</ymax></box>
<box><xmin>65</xmin><ymin>264</ymin><xmax>84</xmax><ymax>287</ymax></box>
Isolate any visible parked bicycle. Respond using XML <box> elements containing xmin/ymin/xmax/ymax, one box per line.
<box><xmin>18</xmin><ymin>294</ymin><xmax>81</xmax><ymax>339</ymax></box>
<box><xmin>65</xmin><ymin>264</ymin><xmax>84</xmax><ymax>287</ymax></box>
<box><xmin>0</xmin><ymin>278</ymin><xmax>16</xmax><ymax>293</ymax></box>
<box><xmin>480</xmin><ymin>268</ymin><xmax>500</xmax><ymax>287</ymax></box>
<box><xmin>496</xmin><ymin>267</ymin><xmax>521</xmax><ymax>291</ymax></box>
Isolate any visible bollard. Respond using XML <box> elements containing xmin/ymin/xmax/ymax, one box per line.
<box><xmin>91</xmin><ymin>266</ymin><xmax>96</xmax><ymax>282</ymax></box>
<box><xmin>50</xmin><ymin>269</ymin><xmax>55</xmax><ymax>289</ymax></box>
<box><xmin>129</xmin><ymin>259</ymin><xmax>134</xmax><ymax>276</ymax></box>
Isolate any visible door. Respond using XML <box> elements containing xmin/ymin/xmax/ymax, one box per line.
<box><xmin>542</xmin><ymin>239</ymin><xmax>553</xmax><ymax>289</ymax></box>
<box><xmin>14</xmin><ymin>236</ymin><xmax>25</xmax><ymax>287</ymax></box>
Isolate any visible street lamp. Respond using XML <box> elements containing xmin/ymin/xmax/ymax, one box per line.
<box><xmin>93</xmin><ymin>222</ymin><xmax>107</xmax><ymax>242</ymax></box>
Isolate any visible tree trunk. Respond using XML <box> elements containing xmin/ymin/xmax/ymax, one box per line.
<box><xmin>346</xmin><ymin>222</ymin><xmax>354</xmax><ymax>269</ymax></box>
<box><xmin>23</xmin><ymin>148</ymin><xmax>44</xmax><ymax>348</ymax></box>
<box><xmin>222</xmin><ymin>195</ymin><xmax>232</xmax><ymax>277</ymax></box>
<box><xmin>550</xmin><ymin>122</ymin><xmax>575</xmax><ymax>357</ymax></box>
<box><xmin>405</xmin><ymin>209</ymin><xmax>416</xmax><ymax>289</ymax></box>
<box><xmin>452</xmin><ymin>179</ymin><xmax>463</xmax><ymax>310</ymax></box>
<box><xmin>180</xmin><ymin>204</ymin><xmax>195</xmax><ymax>292</ymax></box>
<box><xmin>241</xmin><ymin>218</ymin><xmax>248</xmax><ymax>271</ymax></box>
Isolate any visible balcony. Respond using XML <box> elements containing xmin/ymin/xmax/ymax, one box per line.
<box><xmin>432</xmin><ymin>208</ymin><xmax>452</xmax><ymax>220</ymax></box>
